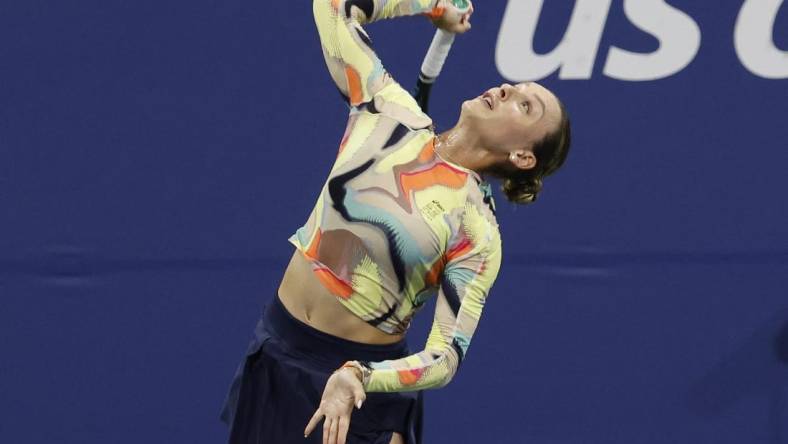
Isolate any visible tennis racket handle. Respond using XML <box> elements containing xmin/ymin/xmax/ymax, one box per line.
<box><xmin>419</xmin><ymin>29</ymin><xmax>455</xmax><ymax>83</ymax></box>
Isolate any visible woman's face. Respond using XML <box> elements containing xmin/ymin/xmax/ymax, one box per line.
<box><xmin>460</xmin><ymin>82</ymin><xmax>563</xmax><ymax>159</ymax></box>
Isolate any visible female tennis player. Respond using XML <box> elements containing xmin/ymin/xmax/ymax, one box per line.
<box><xmin>220</xmin><ymin>0</ymin><xmax>571</xmax><ymax>443</ymax></box>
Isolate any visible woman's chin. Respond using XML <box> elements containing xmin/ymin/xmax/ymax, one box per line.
<box><xmin>459</xmin><ymin>99</ymin><xmax>480</xmax><ymax>120</ymax></box>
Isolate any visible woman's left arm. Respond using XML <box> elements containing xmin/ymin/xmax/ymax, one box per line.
<box><xmin>363</xmin><ymin>209</ymin><xmax>503</xmax><ymax>392</ymax></box>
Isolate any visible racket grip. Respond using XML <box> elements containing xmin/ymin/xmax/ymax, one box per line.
<box><xmin>420</xmin><ymin>30</ymin><xmax>456</xmax><ymax>83</ymax></box>
<box><xmin>414</xmin><ymin>29</ymin><xmax>455</xmax><ymax>112</ymax></box>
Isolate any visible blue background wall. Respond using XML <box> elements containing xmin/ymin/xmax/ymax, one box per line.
<box><xmin>2</xmin><ymin>1</ymin><xmax>787</xmax><ymax>443</ymax></box>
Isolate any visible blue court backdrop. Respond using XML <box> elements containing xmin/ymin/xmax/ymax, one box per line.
<box><xmin>1</xmin><ymin>0</ymin><xmax>787</xmax><ymax>443</ymax></box>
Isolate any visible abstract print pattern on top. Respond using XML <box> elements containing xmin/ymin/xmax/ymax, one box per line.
<box><xmin>289</xmin><ymin>0</ymin><xmax>501</xmax><ymax>392</ymax></box>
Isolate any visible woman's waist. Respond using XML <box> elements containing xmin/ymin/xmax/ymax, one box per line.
<box><xmin>278</xmin><ymin>250</ymin><xmax>407</xmax><ymax>346</ymax></box>
<box><xmin>269</xmin><ymin>296</ymin><xmax>409</xmax><ymax>367</ymax></box>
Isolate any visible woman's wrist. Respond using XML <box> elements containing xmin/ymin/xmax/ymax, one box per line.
<box><xmin>339</xmin><ymin>361</ymin><xmax>372</xmax><ymax>388</ymax></box>
<box><xmin>338</xmin><ymin>365</ymin><xmax>363</xmax><ymax>382</ymax></box>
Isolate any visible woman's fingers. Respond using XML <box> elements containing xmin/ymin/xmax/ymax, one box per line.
<box><xmin>452</xmin><ymin>22</ymin><xmax>470</xmax><ymax>34</ymax></box>
<box><xmin>351</xmin><ymin>386</ymin><xmax>366</xmax><ymax>409</ymax></box>
<box><xmin>304</xmin><ymin>408</ymin><xmax>324</xmax><ymax>438</ymax></box>
<box><xmin>310</xmin><ymin>370</ymin><xmax>363</xmax><ymax>443</ymax></box>
<box><xmin>312</xmin><ymin>413</ymin><xmax>349</xmax><ymax>444</ymax></box>
<box><xmin>430</xmin><ymin>0</ymin><xmax>474</xmax><ymax>34</ymax></box>
<box><xmin>328</xmin><ymin>416</ymin><xmax>339</xmax><ymax>444</ymax></box>
<box><xmin>452</xmin><ymin>10</ymin><xmax>471</xmax><ymax>34</ymax></box>
<box><xmin>461</xmin><ymin>0</ymin><xmax>473</xmax><ymax>32</ymax></box>
<box><xmin>322</xmin><ymin>416</ymin><xmax>331</xmax><ymax>444</ymax></box>
<box><xmin>337</xmin><ymin>416</ymin><xmax>351</xmax><ymax>444</ymax></box>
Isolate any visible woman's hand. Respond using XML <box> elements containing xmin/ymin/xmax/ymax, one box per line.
<box><xmin>304</xmin><ymin>367</ymin><xmax>366</xmax><ymax>444</ymax></box>
<box><xmin>428</xmin><ymin>0</ymin><xmax>474</xmax><ymax>34</ymax></box>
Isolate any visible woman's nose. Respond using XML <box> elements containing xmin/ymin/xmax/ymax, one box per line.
<box><xmin>499</xmin><ymin>83</ymin><xmax>514</xmax><ymax>100</ymax></box>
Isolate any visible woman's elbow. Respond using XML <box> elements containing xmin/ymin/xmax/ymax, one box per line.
<box><xmin>428</xmin><ymin>355</ymin><xmax>460</xmax><ymax>389</ymax></box>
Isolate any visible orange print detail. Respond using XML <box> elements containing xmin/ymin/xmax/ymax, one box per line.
<box><xmin>397</xmin><ymin>368</ymin><xmax>423</xmax><ymax>386</ymax></box>
<box><xmin>305</xmin><ymin>229</ymin><xmax>322</xmax><ymax>259</ymax></box>
<box><xmin>400</xmin><ymin>163</ymin><xmax>467</xmax><ymax>206</ymax></box>
<box><xmin>417</xmin><ymin>139</ymin><xmax>435</xmax><ymax>163</ymax></box>
<box><xmin>345</xmin><ymin>66</ymin><xmax>364</xmax><ymax>106</ymax></box>
<box><xmin>425</xmin><ymin>7</ymin><xmax>446</xmax><ymax>19</ymax></box>
<box><xmin>425</xmin><ymin>257</ymin><xmax>446</xmax><ymax>287</ymax></box>
<box><xmin>314</xmin><ymin>267</ymin><xmax>353</xmax><ymax>299</ymax></box>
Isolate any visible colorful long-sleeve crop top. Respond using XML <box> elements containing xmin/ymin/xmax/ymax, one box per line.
<box><xmin>288</xmin><ymin>0</ymin><xmax>502</xmax><ymax>392</ymax></box>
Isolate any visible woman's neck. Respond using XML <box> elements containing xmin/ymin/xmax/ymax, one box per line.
<box><xmin>435</xmin><ymin>126</ymin><xmax>499</xmax><ymax>177</ymax></box>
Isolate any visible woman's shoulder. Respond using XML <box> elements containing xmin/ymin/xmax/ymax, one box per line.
<box><xmin>463</xmin><ymin>180</ymin><xmax>500</xmax><ymax>231</ymax></box>
<box><xmin>448</xmin><ymin>181</ymin><xmax>502</xmax><ymax>260</ymax></box>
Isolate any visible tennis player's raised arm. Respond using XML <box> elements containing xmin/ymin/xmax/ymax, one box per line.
<box><xmin>312</xmin><ymin>0</ymin><xmax>439</xmax><ymax>106</ymax></box>
<box><xmin>363</xmin><ymin>213</ymin><xmax>502</xmax><ymax>392</ymax></box>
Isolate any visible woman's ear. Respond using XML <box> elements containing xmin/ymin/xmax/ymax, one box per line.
<box><xmin>509</xmin><ymin>150</ymin><xmax>537</xmax><ymax>171</ymax></box>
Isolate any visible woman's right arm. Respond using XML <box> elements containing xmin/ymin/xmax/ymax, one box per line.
<box><xmin>313</xmin><ymin>0</ymin><xmax>461</xmax><ymax>107</ymax></box>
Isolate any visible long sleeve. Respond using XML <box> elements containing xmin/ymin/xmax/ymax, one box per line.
<box><xmin>362</xmin><ymin>204</ymin><xmax>503</xmax><ymax>392</ymax></box>
<box><xmin>313</xmin><ymin>0</ymin><xmax>437</xmax><ymax>107</ymax></box>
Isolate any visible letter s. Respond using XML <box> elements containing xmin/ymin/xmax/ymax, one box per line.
<box><xmin>603</xmin><ymin>0</ymin><xmax>701</xmax><ymax>81</ymax></box>
<box><xmin>735</xmin><ymin>0</ymin><xmax>788</xmax><ymax>79</ymax></box>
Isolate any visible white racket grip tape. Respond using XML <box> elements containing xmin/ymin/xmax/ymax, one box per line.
<box><xmin>420</xmin><ymin>29</ymin><xmax>455</xmax><ymax>82</ymax></box>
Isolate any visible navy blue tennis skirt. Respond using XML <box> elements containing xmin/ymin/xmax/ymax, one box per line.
<box><xmin>220</xmin><ymin>296</ymin><xmax>423</xmax><ymax>444</ymax></box>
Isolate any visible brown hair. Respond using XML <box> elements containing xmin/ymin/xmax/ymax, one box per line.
<box><xmin>501</xmin><ymin>99</ymin><xmax>571</xmax><ymax>204</ymax></box>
